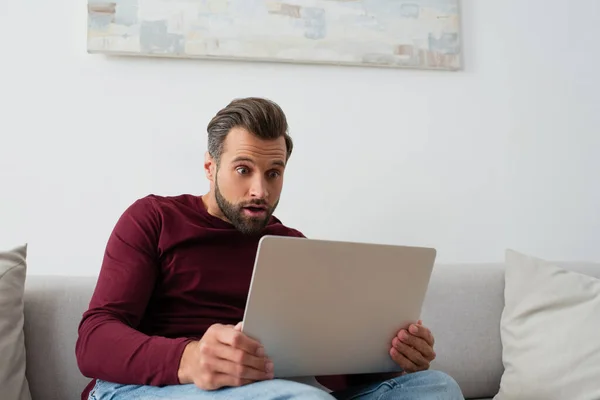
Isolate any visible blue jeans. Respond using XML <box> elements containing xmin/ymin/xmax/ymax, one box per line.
<box><xmin>89</xmin><ymin>370</ymin><xmax>464</xmax><ymax>400</ymax></box>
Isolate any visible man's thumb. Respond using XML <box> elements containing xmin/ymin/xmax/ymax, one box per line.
<box><xmin>234</xmin><ymin>322</ymin><xmax>243</xmax><ymax>331</ymax></box>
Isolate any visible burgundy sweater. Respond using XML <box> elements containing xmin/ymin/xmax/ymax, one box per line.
<box><xmin>76</xmin><ymin>194</ymin><xmax>374</xmax><ymax>399</ymax></box>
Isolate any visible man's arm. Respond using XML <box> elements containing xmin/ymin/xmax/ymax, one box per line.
<box><xmin>75</xmin><ymin>197</ymin><xmax>191</xmax><ymax>386</ymax></box>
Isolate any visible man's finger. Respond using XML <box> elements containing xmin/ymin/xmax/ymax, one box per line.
<box><xmin>397</xmin><ymin>330</ymin><xmax>436</xmax><ymax>360</ymax></box>
<box><xmin>215</xmin><ymin>342</ymin><xmax>272</xmax><ymax>372</ymax></box>
<box><xmin>408</xmin><ymin>323</ymin><xmax>435</xmax><ymax>347</ymax></box>
<box><xmin>216</xmin><ymin>325</ymin><xmax>264</xmax><ymax>356</ymax></box>
<box><xmin>211</xmin><ymin>357</ymin><xmax>274</xmax><ymax>381</ymax></box>
<box><xmin>389</xmin><ymin>347</ymin><xmax>418</xmax><ymax>373</ymax></box>
<box><xmin>392</xmin><ymin>338</ymin><xmax>430</xmax><ymax>369</ymax></box>
<box><xmin>209</xmin><ymin>372</ymin><xmax>254</xmax><ymax>389</ymax></box>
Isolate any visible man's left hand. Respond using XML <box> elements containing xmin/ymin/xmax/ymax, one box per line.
<box><xmin>390</xmin><ymin>320</ymin><xmax>436</xmax><ymax>374</ymax></box>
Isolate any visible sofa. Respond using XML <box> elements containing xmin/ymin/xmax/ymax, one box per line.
<box><xmin>13</xmin><ymin>253</ymin><xmax>600</xmax><ymax>400</ymax></box>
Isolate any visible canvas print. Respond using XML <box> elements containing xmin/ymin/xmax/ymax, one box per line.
<box><xmin>87</xmin><ymin>0</ymin><xmax>462</xmax><ymax>70</ymax></box>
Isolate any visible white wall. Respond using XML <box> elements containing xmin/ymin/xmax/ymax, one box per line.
<box><xmin>1</xmin><ymin>1</ymin><xmax>599</xmax><ymax>276</ymax></box>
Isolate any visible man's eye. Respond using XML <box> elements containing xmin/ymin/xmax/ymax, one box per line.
<box><xmin>236</xmin><ymin>167</ymin><xmax>249</xmax><ymax>175</ymax></box>
<box><xmin>268</xmin><ymin>171</ymin><xmax>280</xmax><ymax>179</ymax></box>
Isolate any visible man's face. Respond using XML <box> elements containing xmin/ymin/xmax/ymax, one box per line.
<box><xmin>209</xmin><ymin>127</ymin><xmax>287</xmax><ymax>235</ymax></box>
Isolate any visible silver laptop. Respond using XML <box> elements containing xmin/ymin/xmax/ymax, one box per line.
<box><xmin>241</xmin><ymin>235</ymin><xmax>437</xmax><ymax>378</ymax></box>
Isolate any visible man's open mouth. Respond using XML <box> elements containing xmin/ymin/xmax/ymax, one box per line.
<box><xmin>246</xmin><ymin>206</ymin><xmax>265</xmax><ymax>210</ymax></box>
<box><xmin>243</xmin><ymin>205</ymin><xmax>268</xmax><ymax>214</ymax></box>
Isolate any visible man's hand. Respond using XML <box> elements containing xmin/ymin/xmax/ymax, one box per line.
<box><xmin>178</xmin><ymin>322</ymin><xmax>274</xmax><ymax>390</ymax></box>
<box><xmin>389</xmin><ymin>320</ymin><xmax>436</xmax><ymax>374</ymax></box>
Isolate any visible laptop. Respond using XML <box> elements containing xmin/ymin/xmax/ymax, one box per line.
<box><xmin>241</xmin><ymin>235</ymin><xmax>437</xmax><ymax>378</ymax></box>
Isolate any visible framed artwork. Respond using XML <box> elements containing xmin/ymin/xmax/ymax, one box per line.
<box><xmin>88</xmin><ymin>0</ymin><xmax>461</xmax><ymax>70</ymax></box>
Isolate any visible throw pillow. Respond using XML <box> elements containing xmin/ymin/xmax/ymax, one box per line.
<box><xmin>0</xmin><ymin>244</ymin><xmax>32</xmax><ymax>400</ymax></box>
<box><xmin>495</xmin><ymin>249</ymin><xmax>600</xmax><ymax>400</ymax></box>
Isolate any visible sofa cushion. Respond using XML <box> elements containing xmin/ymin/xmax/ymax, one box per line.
<box><xmin>0</xmin><ymin>244</ymin><xmax>32</xmax><ymax>400</ymax></box>
<box><xmin>495</xmin><ymin>250</ymin><xmax>600</xmax><ymax>400</ymax></box>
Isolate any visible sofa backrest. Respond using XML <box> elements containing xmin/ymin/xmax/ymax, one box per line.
<box><xmin>21</xmin><ymin>261</ymin><xmax>600</xmax><ymax>400</ymax></box>
<box><xmin>23</xmin><ymin>275</ymin><xmax>96</xmax><ymax>400</ymax></box>
<box><xmin>421</xmin><ymin>263</ymin><xmax>506</xmax><ymax>398</ymax></box>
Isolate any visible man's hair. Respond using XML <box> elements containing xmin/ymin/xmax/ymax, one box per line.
<box><xmin>207</xmin><ymin>97</ymin><xmax>293</xmax><ymax>164</ymax></box>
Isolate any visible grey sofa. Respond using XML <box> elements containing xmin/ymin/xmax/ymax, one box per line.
<box><xmin>21</xmin><ymin>261</ymin><xmax>600</xmax><ymax>400</ymax></box>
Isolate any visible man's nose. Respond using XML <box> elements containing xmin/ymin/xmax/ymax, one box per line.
<box><xmin>249</xmin><ymin>176</ymin><xmax>268</xmax><ymax>199</ymax></box>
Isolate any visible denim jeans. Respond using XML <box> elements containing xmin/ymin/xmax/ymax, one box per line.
<box><xmin>89</xmin><ymin>370</ymin><xmax>464</xmax><ymax>400</ymax></box>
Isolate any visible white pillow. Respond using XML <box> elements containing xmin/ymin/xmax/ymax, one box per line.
<box><xmin>0</xmin><ymin>244</ymin><xmax>32</xmax><ymax>400</ymax></box>
<box><xmin>495</xmin><ymin>249</ymin><xmax>600</xmax><ymax>400</ymax></box>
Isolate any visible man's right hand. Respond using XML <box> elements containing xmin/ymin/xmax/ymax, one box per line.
<box><xmin>177</xmin><ymin>322</ymin><xmax>274</xmax><ymax>390</ymax></box>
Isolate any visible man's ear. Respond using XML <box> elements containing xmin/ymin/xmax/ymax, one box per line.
<box><xmin>204</xmin><ymin>151</ymin><xmax>216</xmax><ymax>182</ymax></box>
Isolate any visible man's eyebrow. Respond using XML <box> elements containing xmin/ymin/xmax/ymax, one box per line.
<box><xmin>232</xmin><ymin>156</ymin><xmax>255</xmax><ymax>164</ymax></box>
<box><xmin>232</xmin><ymin>157</ymin><xmax>286</xmax><ymax>168</ymax></box>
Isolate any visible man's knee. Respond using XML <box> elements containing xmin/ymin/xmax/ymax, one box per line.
<box><xmin>386</xmin><ymin>370</ymin><xmax>463</xmax><ymax>399</ymax></box>
<box><xmin>408</xmin><ymin>370</ymin><xmax>463</xmax><ymax>398</ymax></box>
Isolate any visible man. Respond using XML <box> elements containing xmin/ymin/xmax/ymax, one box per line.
<box><xmin>76</xmin><ymin>97</ymin><xmax>464</xmax><ymax>400</ymax></box>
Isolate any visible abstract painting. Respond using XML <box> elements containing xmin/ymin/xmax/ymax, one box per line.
<box><xmin>87</xmin><ymin>0</ymin><xmax>462</xmax><ymax>70</ymax></box>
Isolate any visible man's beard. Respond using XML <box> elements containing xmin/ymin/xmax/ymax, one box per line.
<box><xmin>214</xmin><ymin>177</ymin><xmax>278</xmax><ymax>235</ymax></box>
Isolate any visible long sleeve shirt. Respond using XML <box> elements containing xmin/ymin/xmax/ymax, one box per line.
<box><xmin>75</xmin><ymin>194</ymin><xmax>380</xmax><ymax>399</ymax></box>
